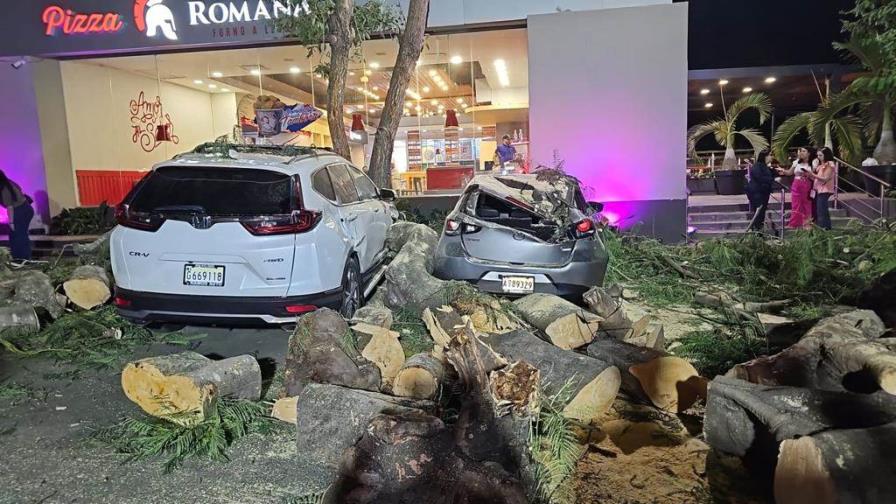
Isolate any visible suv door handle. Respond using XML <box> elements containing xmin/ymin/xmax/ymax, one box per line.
<box><xmin>344</xmin><ymin>213</ymin><xmax>359</xmax><ymax>223</ymax></box>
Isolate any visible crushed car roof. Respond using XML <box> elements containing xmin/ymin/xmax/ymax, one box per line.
<box><xmin>468</xmin><ymin>172</ymin><xmax>581</xmax><ymax>217</ymax></box>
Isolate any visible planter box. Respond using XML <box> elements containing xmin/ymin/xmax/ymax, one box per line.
<box><xmin>715</xmin><ymin>169</ymin><xmax>746</xmax><ymax>195</ymax></box>
<box><xmin>862</xmin><ymin>164</ymin><xmax>896</xmax><ymax>196</ymax></box>
<box><xmin>687</xmin><ymin>177</ymin><xmax>717</xmax><ymax>195</ymax></box>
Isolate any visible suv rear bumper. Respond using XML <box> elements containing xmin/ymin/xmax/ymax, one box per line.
<box><xmin>432</xmin><ymin>237</ymin><xmax>608</xmax><ymax>300</ymax></box>
<box><xmin>114</xmin><ymin>287</ymin><xmax>343</xmax><ymax>324</ymax></box>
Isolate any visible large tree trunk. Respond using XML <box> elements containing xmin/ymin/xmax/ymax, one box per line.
<box><xmin>513</xmin><ymin>294</ymin><xmax>601</xmax><ymax>350</ymax></box>
<box><xmin>873</xmin><ymin>106</ymin><xmax>896</xmax><ymax>165</ymax></box>
<box><xmin>587</xmin><ymin>338</ymin><xmax>706</xmax><ymax>413</ymax></box>
<box><xmin>704</xmin><ymin>376</ymin><xmax>896</xmax><ymax>462</ymax></box>
<box><xmin>775</xmin><ymin>421</ymin><xmax>896</xmax><ymax>504</ymax></box>
<box><xmin>367</xmin><ymin>0</ymin><xmax>430</xmax><ymax>188</ymax></box>
<box><xmin>728</xmin><ymin>310</ymin><xmax>892</xmax><ymax>394</ymax></box>
<box><xmin>121</xmin><ymin>351</ymin><xmax>261</xmax><ymax>425</ymax></box>
<box><xmin>721</xmin><ymin>145</ymin><xmax>738</xmax><ymax>170</ymax></box>
<box><xmin>325</xmin><ymin>0</ymin><xmax>353</xmax><ymax>160</ymax></box>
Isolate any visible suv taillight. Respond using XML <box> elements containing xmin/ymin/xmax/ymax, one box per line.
<box><xmin>242</xmin><ymin>210</ymin><xmax>321</xmax><ymax>236</ymax></box>
<box><xmin>445</xmin><ymin>218</ymin><xmax>461</xmax><ymax>236</ymax></box>
<box><xmin>115</xmin><ymin>204</ymin><xmax>164</xmax><ymax>232</ymax></box>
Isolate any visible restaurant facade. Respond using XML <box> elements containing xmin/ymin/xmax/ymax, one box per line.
<box><xmin>0</xmin><ymin>0</ymin><xmax>688</xmax><ymax>240</ymax></box>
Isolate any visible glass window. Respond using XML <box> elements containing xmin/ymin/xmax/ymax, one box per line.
<box><xmin>129</xmin><ymin>166</ymin><xmax>293</xmax><ymax>215</ymax></box>
<box><xmin>312</xmin><ymin>168</ymin><xmax>337</xmax><ymax>202</ymax></box>
<box><xmin>349</xmin><ymin>167</ymin><xmax>379</xmax><ymax>200</ymax></box>
<box><xmin>328</xmin><ymin>164</ymin><xmax>359</xmax><ymax>205</ymax></box>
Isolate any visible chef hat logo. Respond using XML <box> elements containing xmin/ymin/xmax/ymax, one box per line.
<box><xmin>134</xmin><ymin>0</ymin><xmax>178</xmax><ymax>41</ymax></box>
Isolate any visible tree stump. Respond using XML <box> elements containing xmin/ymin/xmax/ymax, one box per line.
<box><xmin>121</xmin><ymin>351</ymin><xmax>261</xmax><ymax>424</ymax></box>
<box><xmin>587</xmin><ymin>338</ymin><xmax>705</xmax><ymax>412</ymax></box>
<box><xmin>513</xmin><ymin>294</ymin><xmax>602</xmax><ymax>349</ymax></box>
<box><xmin>775</xmin><ymin>422</ymin><xmax>896</xmax><ymax>504</ymax></box>
<box><xmin>63</xmin><ymin>265</ymin><xmax>111</xmax><ymax>310</ymax></box>
<box><xmin>393</xmin><ymin>353</ymin><xmax>447</xmax><ymax>399</ymax></box>
<box><xmin>283</xmin><ymin>308</ymin><xmax>381</xmax><ymax>396</ymax></box>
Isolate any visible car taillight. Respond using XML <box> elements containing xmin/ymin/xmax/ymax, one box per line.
<box><xmin>242</xmin><ymin>210</ymin><xmax>321</xmax><ymax>236</ymax></box>
<box><xmin>445</xmin><ymin>218</ymin><xmax>461</xmax><ymax>235</ymax></box>
<box><xmin>575</xmin><ymin>218</ymin><xmax>595</xmax><ymax>237</ymax></box>
<box><xmin>285</xmin><ymin>304</ymin><xmax>317</xmax><ymax>315</ymax></box>
<box><xmin>115</xmin><ymin>204</ymin><xmax>164</xmax><ymax>232</ymax></box>
<box><xmin>113</xmin><ymin>296</ymin><xmax>132</xmax><ymax>308</ymax></box>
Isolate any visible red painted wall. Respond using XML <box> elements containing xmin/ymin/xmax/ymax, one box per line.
<box><xmin>76</xmin><ymin>170</ymin><xmax>147</xmax><ymax>206</ymax></box>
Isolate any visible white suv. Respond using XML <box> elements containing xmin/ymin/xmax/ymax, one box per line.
<box><xmin>111</xmin><ymin>144</ymin><xmax>395</xmax><ymax>324</ymax></box>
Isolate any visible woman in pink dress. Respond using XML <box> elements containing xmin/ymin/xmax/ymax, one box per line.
<box><xmin>777</xmin><ymin>147</ymin><xmax>815</xmax><ymax>229</ymax></box>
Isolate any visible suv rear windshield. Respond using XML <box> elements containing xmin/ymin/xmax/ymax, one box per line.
<box><xmin>129</xmin><ymin>166</ymin><xmax>294</xmax><ymax>216</ymax></box>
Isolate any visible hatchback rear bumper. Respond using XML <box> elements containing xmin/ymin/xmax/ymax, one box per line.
<box><xmin>432</xmin><ymin>237</ymin><xmax>608</xmax><ymax>300</ymax></box>
<box><xmin>114</xmin><ymin>287</ymin><xmax>342</xmax><ymax>325</ymax></box>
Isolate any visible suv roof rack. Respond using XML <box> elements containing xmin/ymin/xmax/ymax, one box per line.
<box><xmin>178</xmin><ymin>142</ymin><xmax>334</xmax><ymax>162</ymax></box>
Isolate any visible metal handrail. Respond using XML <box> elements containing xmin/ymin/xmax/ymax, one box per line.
<box><xmin>835</xmin><ymin>157</ymin><xmax>891</xmax><ymax>188</ymax></box>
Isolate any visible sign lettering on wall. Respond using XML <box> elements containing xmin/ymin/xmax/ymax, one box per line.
<box><xmin>129</xmin><ymin>92</ymin><xmax>179</xmax><ymax>153</ymax></box>
<box><xmin>6</xmin><ymin>1</ymin><xmax>310</xmax><ymax>58</ymax></box>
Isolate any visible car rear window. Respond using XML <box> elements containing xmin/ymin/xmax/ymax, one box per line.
<box><xmin>129</xmin><ymin>166</ymin><xmax>294</xmax><ymax>215</ymax></box>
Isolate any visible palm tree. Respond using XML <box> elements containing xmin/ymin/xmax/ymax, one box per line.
<box><xmin>688</xmin><ymin>92</ymin><xmax>773</xmax><ymax>170</ymax></box>
<box><xmin>773</xmin><ymin>36</ymin><xmax>895</xmax><ymax>165</ymax></box>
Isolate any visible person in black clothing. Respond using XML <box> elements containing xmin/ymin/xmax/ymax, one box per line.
<box><xmin>746</xmin><ymin>149</ymin><xmax>775</xmax><ymax>232</ymax></box>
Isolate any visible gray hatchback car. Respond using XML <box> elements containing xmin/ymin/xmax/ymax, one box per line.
<box><xmin>432</xmin><ymin>172</ymin><xmax>609</xmax><ymax>300</ymax></box>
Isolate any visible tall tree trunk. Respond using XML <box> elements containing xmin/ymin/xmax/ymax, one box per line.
<box><xmin>326</xmin><ymin>0</ymin><xmax>353</xmax><ymax>160</ymax></box>
<box><xmin>367</xmin><ymin>0</ymin><xmax>430</xmax><ymax>188</ymax></box>
<box><xmin>874</xmin><ymin>105</ymin><xmax>896</xmax><ymax>165</ymax></box>
<box><xmin>721</xmin><ymin>145</ymin><xmax>738</xmax><ymax>170</ymax></box>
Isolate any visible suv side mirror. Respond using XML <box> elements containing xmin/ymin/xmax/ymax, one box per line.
<box><xmin>379</xmin><ymin>188</ymin><xmax>396</xmax><ymax>202</ymax></box>
<box><xmin>588</xmin><ymin>201</ymin><xmax>604</xmax><ymax>213</ymax></box>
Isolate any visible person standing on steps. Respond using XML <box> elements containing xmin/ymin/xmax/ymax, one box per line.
<box><xmin>746</xmin><ymin>149</ymin><xmax>775</xmax><ymax>232</ymax></box>
<box><xmin>0</xmin><ymin>170</ymin><xmax>34</xmax><ymax>262</ymax></box>
<box><xmin>806</xmin><ymin>147</ymin><xmax>838</xmax><ymax>230</ymax></box>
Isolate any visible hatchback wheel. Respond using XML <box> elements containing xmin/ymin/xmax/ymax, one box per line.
<box><xmin>340</xmin><ymin>256</ymin><xmax>362</xmax><ymax>319</ymax></box>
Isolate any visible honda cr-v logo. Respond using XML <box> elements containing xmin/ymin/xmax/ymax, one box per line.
<box><xmin>191</xmin><ymin>215</ymin><xmax>213</xmax><ymax>230</ymax></box>
<box><xmin>134</xmin><ymin>0</ymin><xmax>178</xmax><ymax>41</ymax></box>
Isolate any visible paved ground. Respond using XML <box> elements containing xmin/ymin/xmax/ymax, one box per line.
<box><xmin>0</xmin><ymin>325</ymin><xmax>325</xmax><ymax>504</ymax></box>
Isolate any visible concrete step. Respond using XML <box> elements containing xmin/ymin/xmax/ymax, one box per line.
<box><xmin>688</xmin><ymin>208</ymin><xmax>848</xmax><ymax>224</ymax></box>
<box><xmin>692</xmin><ymin>216</ymin><xmax>858</xmax><ymax>232</ymax></box>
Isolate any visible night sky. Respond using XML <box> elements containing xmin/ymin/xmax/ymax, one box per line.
<box><xmin>680</xmin><ymin>0</ymin><xmax>856</xmax><ymax>70</ymax></box>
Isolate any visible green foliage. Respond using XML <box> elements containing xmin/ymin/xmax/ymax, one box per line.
<box><xmin>50</xmin><ymin>203</ymin><xmax>115</xmax><ymax>236</ymax></box>
<box><xmin>604</xmin><ymin>226</ymin><xmax>896</xmax><ymax>308</ymax></box>
<box><xmin>284</xmin><ymin>493</ymin><xmax>327</xmax><ymax>504</ymax></box>
<box><xmin>93</xmin><ymin>399</ymin><xmax>276</xmax><ymax>473</ymax></box>
<box><xmin>275</xmin><ymin>0</ymin><xmax>402</xmax><ymax>59</ymax></box>
<box><xmin>392</xmin><ymin>308</ymin><xmax>433</xmax><ymax>358</ymax></box>
<box><xmin>394</xmin><ymin>200</ymin><xmax>448</xmax><ymax>233</ymax></box>
<box><xmin>0</xmin><ymin>381</ymin><xmax>40</xmax><ymax>406</ymax></box>
<box><xmin>673</xmin><ymin>312</ymin><xmax>769</xmax><ymax>377</ymax></box>
<box><xmin>0</xmin><ymin>306</ymin><xmax>198</xmax><ymax>371</ymax></box>
<box><xmin>529</xmin><ymin>380</ymin><xmax>582</xmax><ymax>504</ymax></box>
<box><xmin>840</xmin><ymin>0</ymin><xmax>896</xmax><ymax>94</ymax></box>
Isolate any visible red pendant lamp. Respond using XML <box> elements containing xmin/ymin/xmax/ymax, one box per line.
<box><xmin>351</xmin><ymin>113</ymin><xmax>365</xmax><ymax>132</ymax></box>
<box><xmin>445</xmin><ymin>109</ymin><xmax>459</xmax><ymax>128</ymax></box>
<box><xmin>155</xmin><ymin>123</ymin><xmax>173</xmax><ymax>142</ymax></box>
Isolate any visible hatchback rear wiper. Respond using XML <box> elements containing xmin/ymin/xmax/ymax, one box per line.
<box><xmin>152</xmin><ymin>205</ymin><xmax>207</xmax><ymax>214</ymax></box>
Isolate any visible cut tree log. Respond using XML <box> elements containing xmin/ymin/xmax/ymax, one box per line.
<box><xmin>774</xmin><ymin>422</ymin><xmax>896</xmax><ymax>504</ymax></box>
<box><xmin>271</xmin><ymin>396</ymin><xmax>298</xmax><ymax>425</ymax></box>
<box><xmin>359</xmin><ymin>326</ymin><xmax>405</xmax><ymax>389</ymax></box>
<box><xmin>705</xmin><ymin>376</ymin><xmax>896</xmax><ymax>458</ymax></box>
<box><xmin>13</xmin><ymin>271</ymin><xmax>66</xmax><ymax>319</ymax></box>
<box><xmin>382</xmin><ymin>224</ymin><xmax>447</xmax><ymax>315</ymax></box>
<box><xmin>694</xmin><ymin>292</ymin><xmax>792</xmax><ymax>315</ymax></box>
<box><xmin>283</xmin><ymin>308</ymin><xmax>381</xmax><ymax>396</ymax></box>
<box><xmin>513</xmin><ymin>293</ymin><xmax>602</xmax><ymax>349</ymax></box>
<box><xmin>626</xmin><ymin>320</ymin><xmax>666</xmax><ymax>351</ymax></box>
<box><xmin>121</xmin><ymin>351</ymin><xmax>261</xmax><ymax>425</ymax></box>
<box><xmin>484</xmin><ymin>330</ymin><xmax>620</xmax><ymax>422</ymax></box>
<box><xmin>729</xmin><ymin>309</ymin><xmax>893</xmax><ymax>394</ymax></box>
<box><xmin>0</xmin><ymin>305</ymin><xmax>40</xmax><ymax>334</ymax></box>
<box><xmin>72</xmin><ymin>231</ymin><xmax>111</xmax><ymax>265</ymax></box>
<box><xmin>421</xmin><ymin>306</ymin><xmax>466</xmax><ymax>360</ymax></box>
<box><xmin>350</xmin><ymin>305</ymin><xmax>394</xmax><ymax>330</ymax></box>
<box><xmin>393</xmin><ymin>353</ymin><xmax>446</xmax><ymax>399</ymax></box>
<box><xmin>587</xmin><ymin>338</ymin><xmax>706</xmax><ymax>412</ymax></box>
<box><xmin>63</xmin><ymin>265</ymin><xmax>111</xmax><ymax>310</ymax></box>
